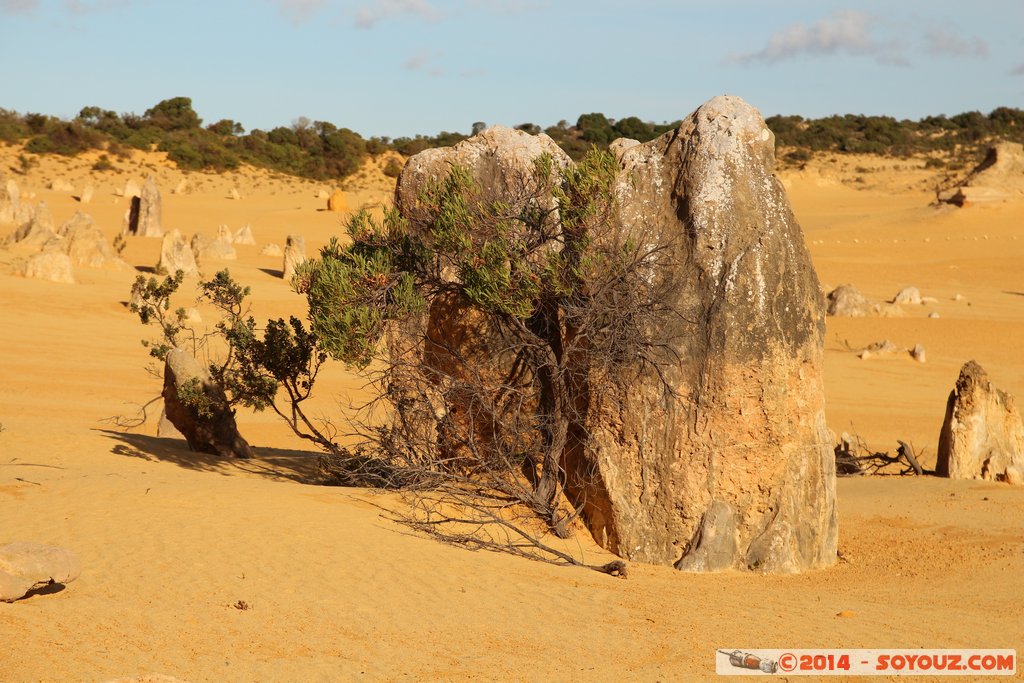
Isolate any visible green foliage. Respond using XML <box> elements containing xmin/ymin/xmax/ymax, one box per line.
<box><xmin>92</xmin><ymin>154</ymin><xmax>115</xmax><ymax>172</ymax></box>
<box><xmin>130</xmin><ymin>270</ymin><xmax>187</xmax><ymax>360</ymax></box>
<box><xmin>144</xmin><ymin>96</ymin><xmax>202</xmax><ymax>131</ymax></box>
<box><xmin>382</xmin><ymin>157</ymin><xmax>403</xmax><ymax>178</ymax></box>
<box><xmin>300</xmin><ymin>211</ymin><xmax>427</xmax><ymax>368</ymax></box>
<box><xmin>177</xmin><ymin>377</ymin><xmax>215</xmax><ymax>419</ymax></box>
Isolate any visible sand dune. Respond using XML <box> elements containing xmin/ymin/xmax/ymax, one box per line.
<box><xmin>2</xmin><ymin>145</ymin><xmax>1022</xmax><ymax>681</ymax></box>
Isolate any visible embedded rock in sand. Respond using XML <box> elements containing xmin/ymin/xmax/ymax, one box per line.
<box><xmin>890</xmin><ymin>286</ymin><xmax>922</xmax><ymax>305</ymax></box>
<box><xmin>57</xmin><ymin>211</ymin><xmax>129</xmax><ymax>270</ymax></box>
<box><xmin>327</xmin><ymin>189</ymin><xmax>347</xmax><ymax>212</ymax></box>
<box><xmin>936</xmin><ymin>361</ymin><xmax>1024</xmax><ymax>484</ymax></box>
<box><xmin>234</xmin><ymin>224</ymin><xmax>256</xmax><ymax>245</ymax></box>
<box><xmin>190</xmin><ymin>232</ymin><xmax>237</xmax><ymax>262</ymax></box>
<box><xmin>0</xmin><ymin>542</ymin><xmax>80</xmax><ymax>602</ymax></box>
<box><xmin>126</xmin><ymin>176</ymin><xmax>163</xmax><ymax>237</ymax></box>
<box><xmin>162</xmin><ymin>348</ymin><xmax>253</xmax><ymax>459</ymax></box>
<box><xmin>6</xmin><ymin>201</ymin><xmax>56</xmax><ymax>249</ymax></box>
<box><xmin>23</xmin><ymin>250</ymin><xmax>75</xmax><ymax>284</ymax></box>
<box><xmin>826</xmin><ymin>284</ymin><xmax>874</xmax><ymax>317</ymax></box>
<box><xmin>157</xmin><ymin>229</ymin><xmax>199</xmax><ymax>276</ymax></box>
<box><xmin>282</xmin><ymin>234</ymin><xmax>306</xmax><ymax>281</ymax></box>
<box><xmin>394</xmin><ymin>98</ymin><xmax>837</xmax><ymax>573</ymax></box>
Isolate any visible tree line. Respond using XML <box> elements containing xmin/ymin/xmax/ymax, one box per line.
<box><xmin>2</xmin><ymin>96</ymin><xmax>1022</xmax><ymax>180</ymax></box>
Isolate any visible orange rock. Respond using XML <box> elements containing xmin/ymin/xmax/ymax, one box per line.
<box><xmin>327</xmin><ymin>189</ymin><xmax>347</xmax><ymax>212</ymax></box>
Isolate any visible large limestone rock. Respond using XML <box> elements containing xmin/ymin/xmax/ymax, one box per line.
<box><xmin>234</xmin><ymin>224</ymin><xmax>256</xmax><ymax>245</ymax></box>
<box><xmin>5</xmin><ymin>201</ymin><xmax>56</xmax><ymax>249</ymax></box>
<box><xmin>0</xmin><ymin>178</ymin><xmax>21</xmax><ymax>223</ymax></box>
<box><xmin>942</xmin><ymin>142</ymin><xmax>1024</xmax><ymax>206</ymax></box>
<box><xmin>162</xmin><ymin>348</ymin><xmax>254</xmax><ymax>459</ymax></box>
<box><xmin>0</xmin><ymin>542</ymin><xmax>80</xmax><ymax>602</ymax></box>
<box><xmin>190</xmin><ymin>232</ymin><xmax>237</xmax><ymax>262</ymax></box>
<box><xmin>394</xmin><ymin>99</ymin><xmax>837</xmax><ymax>573</ymax></box>
<box><xmin>126</xmin><ymin>176</ymin><xmax>163</xmax><ymax>237</ymax></box>
<box><xmin>23</xmin><ymin>250</ymin><xmax>75</xmax><ymax>284</ymax></box>
<box><xmin>157</xmin><ymin>229</ymin><xmax>199</xmax><ymax>276</ymax></box>
<box><xmin>282</xmin><ymin>234</ymin><xmax>306</xmax><ymax>281</ymax></box>
<box><xmin>936</xmin><ymin>361</ymin><xmax>1024</xmax><ymax>484</ymax></box>
<box><xmin>327</xmin><ymin>189</ymin><xmax>348</xmax><ymax>212</ymax></box>
<box><xmin>56</xmin><ymin>211</ymin><xmax>129</xmax><ymax>270</ymax></box>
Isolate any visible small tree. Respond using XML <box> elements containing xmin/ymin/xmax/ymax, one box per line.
<box><xmin>297</xmin><ymin>149</ymin><xmax>676</xmax><ymax>570</ymax></box>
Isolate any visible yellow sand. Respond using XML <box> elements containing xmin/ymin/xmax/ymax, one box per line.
<box><xmin>1</xmin><ymin>145</ymin><xmax>1022</xmax><ymax>682</ymax></box>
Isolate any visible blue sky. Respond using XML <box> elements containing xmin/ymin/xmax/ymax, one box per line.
<box><xmin>2</xmin><ymin>0</ymin><xmax>1022</xmax><ymax>138</ymax></box>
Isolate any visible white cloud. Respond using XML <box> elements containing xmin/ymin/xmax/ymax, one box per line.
<box><xmin>267</xmin><ymin>0</ymin><xmax>328</xmax><ymax>23</ymax></box>
<box><xmin>355</xmin><ymin>0</ymin><xmax>439</xmax><ymax>28</ymax></box>
<box><xmin>1012</xmin><ymin>64</ymin><xmax>1024</xmax><ymax>76</ymax></box>
<box><xmin>403</xmin><ymin>49</ymin><xmax>444</xmax><ymax>76</ymax></box>
<box><xmin>925</xmin><ymin>26</ymin><xmax>988</xmax><ymax>58</ymax></box>
<box><xmin>732</xmin><ymin>10</ymin><xmax>908</xmax><ymax>67</ymax></box>
<box><xmin>0</xmin><ymin>0</ymin><xmax>40</xmax><ymax>14</ymax></box>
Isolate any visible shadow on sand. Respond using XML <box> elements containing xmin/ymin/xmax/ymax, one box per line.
<box><xmin>95</xmin><ymin>429</ymin><xmax>321</xmax><ymax>484</ymax></box>
<box><xmin>258</xmin><ymin>267</ymin><xmax>284</xmax><ymax>279</ymax></box>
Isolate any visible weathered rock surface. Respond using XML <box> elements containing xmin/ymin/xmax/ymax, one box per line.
<box><xmin>394</xmin><ymin>99</ymin><xmax>837</xmax><ymax>572</ymax></box>
<box><xmin>126</xmin><ymin>176</ymin><xmax>163</xmax><ymax>237</ymax></box>
<box><xmin>890</xmin><ymin>286</ymin><xmax>922</xmax><ymax>305</ymax></box>
<box><xmin>826</xmin><ymin>284</ymin><xmax>874</xmax><ymax>317</ymax></box>
<box><xmin>234</xmin><ymin>224</ymin><xmax>256</xmax><ymax>245</ymax></box>
<box><xmin>157</xmin><ymin>407</ymin><xmax>185</xmax><ymax>439</ymax></box>
<box><xmin>23</xmin><ymin>250</ymin><xmax>75</xmax><ymax>283</ymax></box>
<box><xmin>0</xmin><ymin>542</ymin><xmax>80</xmax><ymax>602</ymax></box>
<box><xmin>282</xmin><ymin>234</ymin><xmax>306</xmax><ymax>280</ymax></box>
<box><xmin>942</xmin><ymin>142</ymin><xmax>1024</xmax><ymax>206</ymax></box>
<box><xmin>162</xmin><ymin>348</ymin><xmax>253</xmax><ymax>459</ymax></box>
<box><xmin>6</xmin><ymin>201</ymin><xmax>56</xmax><ymax>249</ymax></box>
<box><xmin>56</xmin><ymin>211</ymin><xmax>129</xmax><ymax>269</ymax></box>
<box><xmin>936</xmin><ymin>361</ymin><xmax>1024</xmax><ymax>484</ymax></box>
<box><xmin>0</xmin><ymin>178</ymin><xmax>21</xmax><ymax>223</ymax></box>
<box><xmin>190</xmin><ymin>233</ymin><xmax>237</xmax><ymax>261</ymax></box>
<box><xmin>327</xmin><ymin>189</ymin><xmax>348</xmax><ymax>212</ymax></box>
<box><xmin>157</xmin><ymin>229</ymin><xmax>199</xmax><ymax>276</ymax></box>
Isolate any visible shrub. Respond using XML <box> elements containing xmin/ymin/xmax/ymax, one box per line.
<box><xmin>382</xmin><ymin>157</ymin><xmax>403</xmax><ymax>178</ymax></box>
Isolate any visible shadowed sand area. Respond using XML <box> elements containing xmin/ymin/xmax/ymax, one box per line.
<box><xmin>1</xmin><ymin>145</ymin><xmax>1022</xmax><ymax>681</ymax></box>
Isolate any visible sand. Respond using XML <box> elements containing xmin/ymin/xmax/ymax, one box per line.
<box><xmin>1</xmin><ymin>145</ymin><xmax>1022</xmax><ymax>682</ymax></box>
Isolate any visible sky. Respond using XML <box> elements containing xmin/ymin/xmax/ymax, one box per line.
<box><xmin>1</xmin><ymin>0</ymin><xmax>1022</xmax><ymax>138</ymax></box>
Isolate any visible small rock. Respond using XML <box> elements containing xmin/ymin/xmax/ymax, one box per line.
<box><xmin>910</xmin><ymin>344</ymin><xmax>926</xmax><ymax>363</ymax></box>
<box><xmin>836</xmin><ymin>610</ymin><xmax>857</xmax><ymax>618</ymax></box>
<box><xmin>216</xmin><ymin>224</ymin><xmax>234</xmax><ymax>244</ymax></box>
<box><xmin>827</xmin><ymin>284</ymin><xmax>874</xmax><ymax>317</ymax></box>
<box><xmin>49</xmin><ymin>179</ymin><xmax>74</xmax><ymax>192</ymax></box>
<box><xmin>890</xmin><ymin>286</ymin><xmax>922</xmax><ymax>305</ymax></box>
<box><xmin>954</xmin><ymin>293</ymin><xmax>964</xmax><ymax>301</ymax></box>
<box><xmin>228</xmin><ymin>187</ymin><xmax>241</xmax><ymax>200</ymax></box>
<box><xmin>80</xmin><ymin>183</ymin><xmax>94</xmax><ymax>204</ymax></box>
<box><xmin>190</xmin><ymin>233</ymin><xmax>236</xmax><ymax>261</ymax></box>
<box><xmin>928</xmin><ymin>311</ymin><xmax>940</xmax><ymax>319</ymax></box>
<box><xmin>260</xmin><ymin>243</ymin><xmax>283</xmax><ymax>257</ymax></box>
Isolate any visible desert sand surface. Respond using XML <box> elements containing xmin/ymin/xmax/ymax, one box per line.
<box><xmin>1</xmin><ymin>144</ymin><xmax>1022</xmax><ymax>682</ymax></box>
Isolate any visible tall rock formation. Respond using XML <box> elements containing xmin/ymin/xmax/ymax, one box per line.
<box><xmin>936</xmin><ymin>361</ymin><xmax>1024</xmax><ymax>484</ymax></box>
<box><xmin>157</xmin><ymin>229</ymin><xmax>198</xmax><ymax>276</ymax></box>
<box><xmin>126</xmin><ymin>176</ymin><xmax>163</xmax><ymax>237</ymax></box>
<box><xmin>393</xmin><ymin>97</ymin><xmax>837</xmax><ymax>573</ymax></box>
<box><xmin>282</xmin><ymin>234</ymin><xmax>306</xmax><ymax>281</ymax></box>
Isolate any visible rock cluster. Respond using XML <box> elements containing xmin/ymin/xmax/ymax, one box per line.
<box><xmin>394</xmin><ymin>96</ymin><xmax>838</xmax><ymax>572</ymax></box>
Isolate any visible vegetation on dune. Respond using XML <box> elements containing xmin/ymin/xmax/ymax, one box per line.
<box><xmin>3</xmin><ymin>97</ymin><xmax>1024</xmax><ymax>180</ymax></box>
